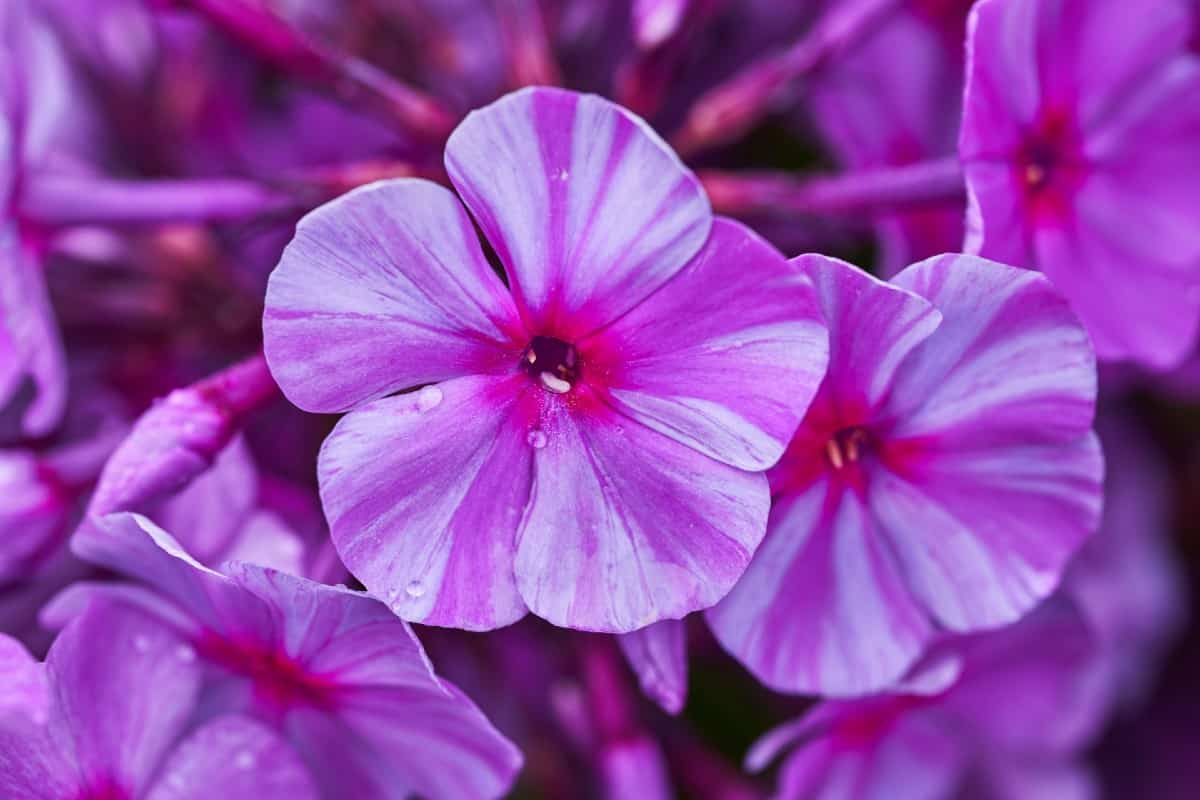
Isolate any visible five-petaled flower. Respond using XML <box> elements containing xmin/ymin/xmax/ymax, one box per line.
<box><xmin>707</xmin><ymin>253</ymin><xmax>1104</xmax><ymax>695</ymax></box>
<box><xmin>263</xmin><ymin>87</ymin><xmax>829</xmax><ymax>633</ymax></box>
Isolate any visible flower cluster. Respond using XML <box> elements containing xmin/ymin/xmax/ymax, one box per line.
<box><xmin>1</xmin><ymin>0</ymin><xmax>1196</xmax><ymax>798</ymax></box>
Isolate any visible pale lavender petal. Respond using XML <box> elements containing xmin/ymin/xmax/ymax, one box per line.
<box><xmin>600</xmin><ymin>736</ymin><xmax>673</xmax><ymax>800</ymax></box>
<box><xmin>633</xmin><ymin>0</ymin><xmax>690</xmax><ymax>48</ymax></box>
<box><xmin>798</xmin><ymin>254</ymin><xmax>942</xmax><ymax>417</ymax></box>
<box><xmin>943</xmin><ymin>600</ymin><xmax>1111</xmax><ymax>755</ymax></box>
<box><xmin>0</xmin><ymin>715</ymin><xmax>75</xmax><ymax>799</ymax></box>
<box><xmin>48</xmin><ymin>600</ymin><xmax>202</xmax><ymax>797</ymax></box>
<box><xmin>0</xmin><ymin>633</ymin><xmax>46</xmax><ymax>719</ymax></box>
<box><xmin>72</xmin><ymin>513</ymin><xmax>275</xmax><ymax>639</ymax></box>
<box><xmin>617</xmin><ymin>619</ymin><xmax>687</xmax><ymax>714</ymax></box>
<box><xmin>146</xmin><ymin>715</ymin><xmax>318</xmax><ymax>800</ymax></box>
<box><xmin>585</xmin><ymin>218</ymin><xmax>828</xmax><ymax>470</ymax></box>
<box><xmin>264</xmin><ymin>179</ymin><xmax>524</xmax><ymax>413</ymax></box>
<box><xmin>445</xmin><ymin>86</ymin><xmax>711</xmax><ymax>336</ymax></box>
<box><xmin>886</xmin><ymin>254</ymin><xmax>1097</xmax><ymax>444</ymax></box>
<box><xmin>220</xmin><ymin>511</ymin><xmax>309</xmax><ymax>577</ymax></box>
<box><xmin>0</xmin><ymin>450</ymin><xmax>70</xmax><ymax>582</ymax></box>
<box><xmin>0</xmin><ymin>227</ymin><xmax>65</xmax><ymax>438</ymax></box>
<box><xmin>959</xmin><ymin>0</ymin><xmax>1041</xmax><ymax>159</ymax></box>
<box><xmin>225</xmin><ymin>565</ymin><xmax>522</xmax><ymax>800</ymax></box>
<box><xmin>156</xmin><ymin>437</ymin><xmax>258</xmax><ymax>567</ymax></box>
<box><xmin>870</xmin><ymin>434</ymin><xmax>1103</xmax><ymax>631</ymax></box>
<box><xmin>707</xmin><ymin>479</ymin><xmax>932</xmax><ymax>696</ymax></box>
<box><xmin>319</xmin><ymin>375</ymin><xmax>534</xmax><ymax>630</ymax></box>
<box><xmin>516</xmin><ymin>400</ymin><xmax>767</xmax><ymax>632</ymax></box>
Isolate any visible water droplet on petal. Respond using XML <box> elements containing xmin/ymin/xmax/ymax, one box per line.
<box><xmin>405</xmin><ymin>579</ymin><xmax>426</xmax><ymax>598</ymax></box>
<box><xmin>133</xmin><ymin>635</ymin><xmax>151</xmax><ymax>653</ymax></box>
<box><xmin>556</xmin><ymin>167</ymin><xmax>569</xmax><ymax>181</ymax></box>
<box><xmin>526</xmin><ymin>429</ymin><xmax>547</xmax><ymax>449</ymax></box>
<box><xmin>175</xmin><ymin>644</ymin><xmax>196</xmax><ymax>663</ymax></box>
<box><xmin>415</xmin><ymin>385</ymin><xmax>443</xmax><ymax>412</ymax></box>
<box><xmin>235</xmin><ymin>750</ymin><xmax>256</xmax><ymax>769</ymax></box>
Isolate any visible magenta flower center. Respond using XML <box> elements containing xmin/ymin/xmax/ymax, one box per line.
<box><xmin>1014</xmin><ymin>110</ymin><xmax>1084</xmax><ymax>215</ymax></box>
<box><xmin>197</xmin><ymin>632</ymin><xmax>338</xmax><ymax>711</ymax></box>
<box><xmin>825</xmin><ymin>426</ymin><xmax>873</xmax><ymax>469</ymax></box>
<box><xmin>76</xmin><ymin>779</ymin><xmax>129</xmax><ymax>800</ymax></box>
<box><xmin>521</xmin><ymin>335</ymin><xmax>580</xmax><ymax>394</ymax></box>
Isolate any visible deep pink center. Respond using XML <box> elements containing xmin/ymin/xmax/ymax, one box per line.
<box><xmin>521</xmin><ymin>335</ymin><xmax>580</xmax><ymax>394</ymax></box>
<box><xmin>76</xmin><ymin>779</ymin><xmax>129</xmax><ymax>800</ymax></box>
<box><xmin>825</xmin><ymin>426</ymin><xmax>874</xmax><ymax>470</ymax></box>
<box><xmin>196</xmin><ymin>633</ymin><xmax>337</xmax><ymax>711</ymax></box>
<box><xmin>1014</xmin><ymin>109</ymin><xmax>1085</xmax><ymax>218</ymax></box>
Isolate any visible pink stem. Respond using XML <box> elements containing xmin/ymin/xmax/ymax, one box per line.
<box><xmin>164</xmin><ymin>0</ymin><xmax>456</xmax><ymax>141</ymax></box>
<box><xmin>701</xmin><ymin>156</ymin><xmax>966</xmax><ymax>218</ymax></box>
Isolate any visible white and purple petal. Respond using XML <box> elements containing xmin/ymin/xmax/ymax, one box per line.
<box><xmin>445</xmin><ymin>86</ymin><xmax>711</xmax><ymax>336</ymax></box>
<box><xmin>264</xmin><ymin>179</ymin><xmax>524</xmax><ymax>413</ymax></box>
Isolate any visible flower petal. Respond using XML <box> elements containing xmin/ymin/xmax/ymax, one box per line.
<box><xmin>617</xmin><ymin>619</ymin><xmax>688</xmax><ymax>715</ymax></box>
<box><xmin>319</xmin><ymin>375</ymin><xmax>535</xmax><ymax>630</ymax></box>
<box><xmin>515</xmin><ymin>401</ymin><xmax>767</xmax><ymax>632</ymax></box>
<box><xmin>444</xmin><ymin>87</ymin><xmax>711</xmax><ymax>336</ymax></box>
<box><xmin>586</xmin><ymin>218</ymin><xmax>828</xmax><ymax>471</ymax></box>
<box><xmin>886</xmin><ymin>254</ymin><xmax>1097</xmax><ymax>444</ymax></box>
<box><xmin>47</xmin><ymin>599</ymin><xmax>202</xmax><ymax>797</ymax></box>
<box><xmin>264</xmin><ymin>179</ymin><xmax>523</xmax><ymax>413</ymax></box>
<box><xmin>182</xmin><ymin>564</ymin><xmax>524</xmax><ymax>800</ymax></box>
<box><xmin>707</xmin><ymin>479</ymin><xmax>931</xmax><ymax>696</ymax></box>
<box><xmin>799</xmin><ymin>254</ymin><xmax>942</xmax><ymax>418</ymax></box>
<box><xmin>870</xmin><ymin>433</ymin><xmax>1103</xmax><ymax>631</ymax></box>
<box><xmin>146</xmin><ymin>715</ymin><xmax>318</xmax><ymax>800</ymax></box>
<box><xmin>0</xmin><ymin>226</ymin><xmax>65</xmax><ymax>438</ymax></box>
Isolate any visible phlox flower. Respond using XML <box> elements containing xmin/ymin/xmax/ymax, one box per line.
<box><xmin>0</xmin><ymin>600</ymin><xmax>320</xmax><ymax>800</ymax></box>
<box><xmin>708</xmin><ymin>253</ymin><xmax>1103</xmax><ymax>695</ymax></box>
<box><xmin>750</xmin><ymin>599</ymin><xmax>1112</xmax><ymax>800</ymax></box>
<box><xmin>47</xmin><ymin>512</ymin><xmax>521</xmax><ymax>800</ymax></box>
<box><xmin>961</xmin><ymin>0</ymin><xmax>1200</xmax><ymax>368</ymax></box>
<box><xmin>263</xmin><ymin>87</ymin><xmax>829</xmax><ymax>632</ymax></box>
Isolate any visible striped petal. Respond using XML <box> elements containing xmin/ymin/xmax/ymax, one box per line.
<box><xmin>444</xmin><ymin>86</ymin><xmax>711</xmax><ymax>337</ymax></box>
<box><xmin>586</xmin><ymin>218</ymin><xmax>828</xmax><ymax>471</ymax></box>
<box><xmin>264</xmin><ymin>179</ymin><xmax>524</xmax><ymax>413</ymax></box>
<box><xmin>319</xmin><ymin>375</ymin><xmax>536</xmax><ymax>631</ymax></box>
<box><xmin>707</xmin><ymin>479</ymin><xmax>931</xmax><ymax>696</ymax></box>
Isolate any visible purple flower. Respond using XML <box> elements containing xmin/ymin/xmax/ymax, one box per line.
<box><xmin>961</xmin><ymin>0</ymin><xmax>1200</xmax><ymax>368</ymax></box>
<box><xmin>749</xmin><ymin>599</ymin><xmax>1111</xmax><ymax>800</ymax></box>
<box><xmin>617</xmin><ymin>618</ymin><xmax>688</xmax><ymax>714</ymax></box>
<box><xmin>707</xmin><ymin>253</ymin><xmax>1102</xmax><ymax>695</ymax></box>
<box><xmin>263</xmin><ymin>87</ymin><xmax>829</xmax><ymax>632</ymax></box>
<box><xmin>1</xmin><ymin>600</ymin><xmax>321</xmax><ymax>800</ymax></box>
<box><xmin>51</xmin><ymin>512</ymin><xmax>522</xmax><ymax>799</ymax></box>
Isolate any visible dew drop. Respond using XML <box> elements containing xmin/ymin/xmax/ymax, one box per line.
<box><xmin>555</xmin><ymin>167</ymin><xmax>569</xmax><ymax>181</ymax></box>
<box><xmin>526</xmin><ymin>429</ymin><xmax>547</xmax><ymax>449</ymax></box>
<box><xmin>175</xmin><ymin>644</ymin><xmax>196</xmax><ymax>663</ymax></box>
<box><xmin>415</xmin><ymin>385</ymin><xmax>443</xmax><ymax>412</ymax></box>
<box><xmin>235</xmin><ymin>750</ymin><xmax>256</xmax><ymax>769</ymax></box>
<box><xmin>133</xmin><ymin>635</ymin><xmax>151</xmax><ymax>653</ymax></box>
<box><xmin>405</xmin><ymin>579</ymin><xmax>427</xmax><ymax>598</ymax></box>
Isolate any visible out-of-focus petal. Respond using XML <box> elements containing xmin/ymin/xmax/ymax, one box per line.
<box><xmin>586</xmin><ymin>218</ymin><xmax>828</xmax><ymax>471</ymax></box>
<box><xmin>319</xmin><ymin>375</ymin><xmax>534</xmax><ymax>630</ymax></box>
<box><xmin>48</xmin><ymin>600</ymin><xmax>202</xmax><ymax>797</ymax></box>
<box><xmin>516</xmin><ymin>399</ymin><xmax>767</xmax><ymax>632</ymax></box>
<box><xmin>0</xmin><ymin>228</ymin><xmax>65</xmax><ymax>438</ymax></box>
<box><xmin>445</xmin><ymin>87</ymin><xmax>711</xmax><ymax>337</ymax></box>
<box><xmin>708</xmin><ymin>480</ymin><xmax>931</xmax><ymax>696</ymax></box>
<box><xmin>0</xmin><ymin>633</ymin><xmax>46</xmax><ymax>718</ymax></box>
<box><xmin>264</xmin><ymin>179</ymin><xmax>524</xmax><ymax>413</ymax></box>
<box><xmin>145</xmin><ymin>715</ymin><xmax>318</xmax><ymax>800</ymax></box>
<box><xmin>617</xmin><ymin>619</ymin><xmax>687</xmax><ymax>715</ymax></box>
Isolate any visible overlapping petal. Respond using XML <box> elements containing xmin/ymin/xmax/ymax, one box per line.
<box><xmin>587</xmin><ymin>218</ymin><xmax>827</xmax><ymax>470</ymax></box>
<box><xmin>445</xmin><ymin>86</ymin><xmax>711</xmax><ymax>336</ymax></box>
<box><xmin>516</xmin><ymin>399</ymin><xmax>767</xmax><ymax>632</ymax></box>
<box><xmin>264</xmin><ymin>179</ymin><xmax>524</xmax><ymax>413</ymax></box>
<box><xmin>707</xmin><ymin>479</ymin><xmax>931</xmax><ymax>696</ymax></box>
<box><xmin>617</xmin><ymin>619</ymin><xmax>687</xmax><ymax>715</ymax></box>
<box><xmin>319</xmin><ymin>375</ymin><xmax>535</xmax><ymax>630</ymax></box>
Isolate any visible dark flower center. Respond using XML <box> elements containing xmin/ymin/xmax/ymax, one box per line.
<box><xmin>825</xmin><ymin>427</ymin><xmax>873</xmax><ymax>469</ymax></box>
<box><xmin>521</xmin><ymin>336</ymin><xmax>580</xmax><ymax>394</ymax></box>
